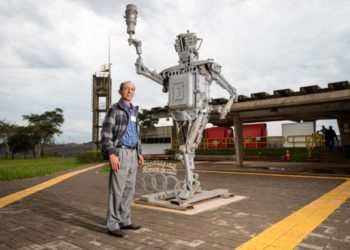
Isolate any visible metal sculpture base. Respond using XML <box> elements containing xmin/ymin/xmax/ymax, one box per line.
<box><xmin>135</xmin><ymin>189</ymin><xmax>233</xmax><ymax>210</ymax></box>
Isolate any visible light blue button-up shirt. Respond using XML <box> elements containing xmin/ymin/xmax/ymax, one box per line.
<box><xmin>119</xmin><ymin>100</ymin><xmax>138</xmax><ymax>146</ymax></box>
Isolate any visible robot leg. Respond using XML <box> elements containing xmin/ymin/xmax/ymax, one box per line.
<box><xmin>175</xmin><ymin>113</ymin><xmax>207</xmax><ymax>200</ymax></box>
<box><xmin>176</xmin><ymin>149</ymin><xmax>196</xmax><ymax>200</ymax></box>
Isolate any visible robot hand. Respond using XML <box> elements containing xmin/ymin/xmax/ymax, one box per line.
<box><xmin>128</xmin><ymin>37</ymin><xmax>142</xmax><ymax>56</ymax></box>
<box><xmin>218</xmin><ymin>95</ymin><xmax>235</xmax><ymax>119</ymax></box>
<box><xmin>218</xmin><ymin>106</ymin><xmax>227</xmax><ymax>119</ymax></box>
<box><xmin>135</xmin><ymin>57</ymin><xmax>144</xmax><ymax>73</ymax></box>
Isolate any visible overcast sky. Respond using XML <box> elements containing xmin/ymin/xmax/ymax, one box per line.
<box><xmin>0</xmin><ymin>0</ymin><xmax>349</xmax><ymax>143</ymax></box>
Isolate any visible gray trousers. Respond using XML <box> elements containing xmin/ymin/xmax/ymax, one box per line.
<box><xmin>106</xmin><ymin>148</ymin><xmax>138</xmax><ymax>231</ymax></box>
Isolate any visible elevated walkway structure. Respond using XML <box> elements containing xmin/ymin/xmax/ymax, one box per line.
<box><xmin>149</xmin><ymin>81</ymin><xmax>350</xmax><ymax>165</ymax></box>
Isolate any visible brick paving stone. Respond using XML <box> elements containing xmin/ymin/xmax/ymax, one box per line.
<box><xmin>297</xmin><ymin>199</ymin><xmax>350</xmax><ymax>250</ymax></box>
<box><xmin>67</xmin><ymin>235</ymin><xmax>120</xmax><ymax>250</ymax></box>
<box><xmin>0</xmin><ymin>244</ymin><xmax>11</xmax><ymax>250</ymax></box>
<box><xmin>302</xmin><ymin>234</ymin><xmax>330</xmax><ymax>247</ymax></box>
<box><xmin>297</xmin><ymin>243</ymin><xmax>324</xmax><ymax>250</ymax></box>
<box><xmin>324</xmin><ymin>243</ymin><xmax>341</xmax><ymax>250</ymax></box>
<box><xmin>0</xmin><ymin>230</ymin><xmax>35</xmax><ymax>249</ymax></box>
<box><xmin>0</xmin><ymin>165</ymin><xmax>97</xmax><ymax>198</ymax></box>
<box><xmin>1</xmin><ymin>162</ymin><xmax>350</xmax><ymax>249</ymax></box>
<box><xmin>43</xmin><ymin>240</ymin><xmax>82</xmax><ymax>249</ymax></box>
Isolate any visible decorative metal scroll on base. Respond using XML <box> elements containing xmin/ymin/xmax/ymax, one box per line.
<box><xmin>135</xmin><ymin>161</ymin><xmax>233</xmax><ymax>210</ymax></box>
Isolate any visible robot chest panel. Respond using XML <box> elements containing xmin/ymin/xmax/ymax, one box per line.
<box><xmin>168</xmin><ymin>72</ymin><xmax>208</xmax><ymax>109</ymax></box>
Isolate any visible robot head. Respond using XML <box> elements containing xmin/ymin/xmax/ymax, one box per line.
<box><xmin>174</xmin><ymin>30</ymin><xmax>203</xmax><ymax>64</ymax></box>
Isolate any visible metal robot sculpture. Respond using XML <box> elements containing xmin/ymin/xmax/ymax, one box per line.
<box><xmin>124</xmin><ymin>4</ymin><xmax>237</xmax><ymax>201</ymax></box>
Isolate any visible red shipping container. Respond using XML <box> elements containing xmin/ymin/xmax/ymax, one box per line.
<box><xmin>243</xmin><ymin>123</ymin><xmax>267</xmax><ymax>148</ymax></box>
<box><xmin>205</xmin><ymin>127</ymin><xmax>233</xmax><ymax>148</ymax></box>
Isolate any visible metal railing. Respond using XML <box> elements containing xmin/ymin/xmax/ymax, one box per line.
<box><xmin>305</xmin><ymin>133</ymin><xmax>325</xmax><ymax>158</ymax></box>
<box><xmin>171</xmin><ymin>134</ymin><xmax>326</xmax><ymax>150</ymax></box>
<box><xmin>242</xmin><ymin>136</ymin><xmax>285</xmax><ymax>149</ymax></box>
<box><xmin>285</xmin><ymin>134</ymin><xmax>325</xmax><ymax>148</ymax></box>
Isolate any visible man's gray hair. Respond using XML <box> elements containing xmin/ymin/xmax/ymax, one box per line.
<box><xmin>119</xmin><ymin>81</ymin><xmax>134</xmax><ymax>92</ymax></box>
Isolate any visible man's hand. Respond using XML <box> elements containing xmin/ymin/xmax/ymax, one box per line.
<box><xmin>138</xmin><ymin>155</ymin><xmax>144</xmax><ymax>168</ymax></box>
<box><xmin>109</xmin><ymin>154</ymin><xmax>121</xmax><ymax>172</ymax></box>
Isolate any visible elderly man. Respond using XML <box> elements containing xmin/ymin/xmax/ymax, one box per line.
<box><xmin>101</xmin><ymin>81</ymin><xmax>144</xmax><ymax>238</ymax></box>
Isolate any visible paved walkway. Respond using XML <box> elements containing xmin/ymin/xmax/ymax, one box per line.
<box><xmin>0</xmin><ymin>161</ymin><xmax>350</xmax><ymax>250</ymax></box>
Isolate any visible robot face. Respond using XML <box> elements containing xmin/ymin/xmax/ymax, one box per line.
<box><xmin>174</xmin><ymin>30</ymin><xmax>202</xmax><ymax>64</ymax></box>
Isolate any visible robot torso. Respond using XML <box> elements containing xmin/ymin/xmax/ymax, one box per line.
<box><xmin>160</xmin><ymin>60</ymin><xmax>222</xmax><ymax>112</ymax></box>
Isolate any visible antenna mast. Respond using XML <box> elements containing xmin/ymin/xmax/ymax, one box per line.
<box><xmin>108</xmin><ymin>35</ymin><xmax>111</xmax><ymax>75</ymax></box>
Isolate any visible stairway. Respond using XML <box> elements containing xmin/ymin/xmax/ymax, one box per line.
<box><xmin>308</xmin><ymin>148</ymin><xmax>347</xmax><ymax>162</ymax></box>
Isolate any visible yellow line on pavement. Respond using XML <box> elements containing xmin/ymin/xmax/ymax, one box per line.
<box><xmin>195</xmin><ymin>169</ymin><xmax>348</xmax><ymax>180</ymax></box>
<box><xmin>0</xmin><ymin>163</ymin><xmax>104</xmax><ymax>209</ymax></box>
<box><xmin>235</xmin><ymin>179</ymin><xmax>350</xmax><ymax>250</ymax></box>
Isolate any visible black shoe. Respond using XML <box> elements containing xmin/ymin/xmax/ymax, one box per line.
<box><xmin>120</xmin><ymin>224</ymin><xmax>141</xmax><ymax>230</ymax></box>
<box><xmin>107</xmin><ymin>229</ymin><xmax>126</xmax><ymax>238</ymax></box>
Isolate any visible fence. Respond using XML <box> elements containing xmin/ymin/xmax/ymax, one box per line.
<box><xmin>171</xmin><ymin>134</ymin><xmax>326</xmax><ymax>149</ymax></box>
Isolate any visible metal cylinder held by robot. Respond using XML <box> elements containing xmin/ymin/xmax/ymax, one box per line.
<box><xmin>124</xmin><ymin>4</ymin><xmax>138</xmax><ymax>35</ymax></box>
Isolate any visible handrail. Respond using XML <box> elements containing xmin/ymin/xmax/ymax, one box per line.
<box><xmin>286</xmin><ymin>134</ymin><xmax>325</xmax><ymax>148</ymax></box>
<box><xmin>242</xmin><ymin>136</ymin><xmax>285</xmax><ymax>149</ymax></box>
<box><xmin>172</xmin><ymin>136</ymin><xmax>285</xmax><ymax>149</ymax></box>
<box><xmin>305</xmin><ymin>133</ymin><xmax>325</xmax><ymax>158</ymax></box>
<box><xmin>171</xmin><ymin>134</ymin><xmax>326</xmax><ymax>149</ymax></box>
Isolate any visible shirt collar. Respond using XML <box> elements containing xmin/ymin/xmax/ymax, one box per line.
<box><xmin>119</xmin><ymin>98</ymin><xmax>135</xmax><ymax>111</ymax></box>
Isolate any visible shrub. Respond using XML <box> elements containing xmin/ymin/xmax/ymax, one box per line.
<box><xmin>165</xmin><ymin>147</ymin><xmax>308</xmax><ymax>161</ymax></box>
<box><xmin>195</xmin><ymin>148</ymin><xmax>235</xmax><ymax>155</ymax></box>
<box><xmin>76</xmin><ymin>150</ymin><xmax>104</xmax><ymax>163</ymax></box>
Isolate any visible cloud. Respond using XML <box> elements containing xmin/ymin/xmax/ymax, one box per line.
<box><xmin>0</xmin><ymin>0</ymin><xmax>349</xmax><ymax>142</ymax></box>
<box><xmin>75</xmin><ymin>0</ymin><xmax>124</xmax><ymax>18</ymax></box>
<box><xmin>14</xmin><ymin>41</ymin><xmax>74</xmax><ymax>68</ymax></box>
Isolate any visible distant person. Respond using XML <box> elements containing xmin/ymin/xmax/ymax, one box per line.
<box><xmin>325</xmin><ymin>126</ymin><xmax>337</xmax><ymax>152</ymax></box>
<box><xmin>101</xmin><ymin>81</ymin><xmax>144</xmax><ymax>238</ymax></box>
<box><xmin>317</xmin><ymin>125</ymin><xmax>328</xmax><ymax>146</ymax></box>
<box><xmin>317</xmin><ymin>125</ymin><xmax>327</xmax><ymax>135</ymax></box>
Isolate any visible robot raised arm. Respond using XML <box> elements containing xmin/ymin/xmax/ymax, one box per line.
<box><xmin>124</xmin><ymin>5</ymin><xmax>164</xmax><ymax>85</ymax></box>
<box><xmin>135</xmin><ymin>58</ymin><xmax>164</xmax><ymax>85</ymax></box>
<box><xmin>210</xmin><ymin>66</ymin><xmax>238</xmax><ymax>119</ymax></box>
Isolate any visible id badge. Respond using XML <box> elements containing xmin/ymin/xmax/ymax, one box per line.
<box><xmin>130</xmin><ymin>115</ymin><xmax>136</xmax><ymax>122</ymax></box>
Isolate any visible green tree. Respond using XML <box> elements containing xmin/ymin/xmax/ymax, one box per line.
<box><xmin>7</xmin><ymin>126</ymin><xmax>36</xmax><ymax>159</ymax></box>
<box><xmin>138</xmin><ymin>109</ymin><xmax>158</xmax><ymax>129</ymax></box>
<box><xmin>23</xmin><ymin>108</ymin><xmax>64</xmax><ymax>157</ymax></box>
<box><xmin>0</xmin><ymin>120</ymin><xmax>14</xmax><ymax>159</ymax></box>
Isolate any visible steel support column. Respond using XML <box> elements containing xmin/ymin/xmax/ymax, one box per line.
<box><xmin>337</xmin><ymin>116</ymin><xmax>350</xmax><ymax>158</ymax></box>
<box><xmin>234</xmin><ymin>114</ymin><xmax>244</xmax><ymax>166</ymax></box>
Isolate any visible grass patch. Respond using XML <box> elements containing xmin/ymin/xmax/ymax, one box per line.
<box><xmin>100</xmin><ymin>164</ymin><xmax>110</xmax><ymax>172</ymax></box>
<box><xmin>76</xmin><ymin>150</ymin><xmax>103</xmax><ymax>163</ymax></box>
<box><xmin>0</xmin><ymin>157</ymin><xmax>88</xmax><ymax>181</ymax></box>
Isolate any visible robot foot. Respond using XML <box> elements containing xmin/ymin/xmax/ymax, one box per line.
<box><xmin>175</xmin><ymin>180</ymin><xmax>201</xmax><ymax>200</ymax></box>
<box><xmin>178</xmin><ymin>188</ymin><xmax>191</xmax><ymax>200</ymax></box>
<box><xmin>175</xmin><ymin>182</ymin><xmax>191</xmax><ymax>200</ymax></box>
